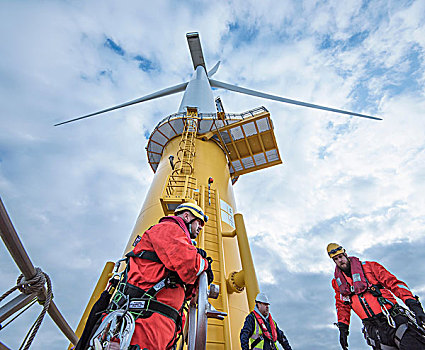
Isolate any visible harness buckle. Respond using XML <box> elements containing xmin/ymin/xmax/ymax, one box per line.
<box><xmin>165</xmin><ymin>272</ymin><xmax>182</xmax><ymax>289</ymax></box>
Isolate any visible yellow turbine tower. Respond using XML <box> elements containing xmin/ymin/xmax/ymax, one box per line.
<box><xmin>57</xmin><ymin>32</ymin><xmax>380</xmax><ymax>349</ymax></box>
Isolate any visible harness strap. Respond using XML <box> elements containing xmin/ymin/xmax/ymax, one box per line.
<box><xmin>364</xmin><ymin>333</ymin><xmax>398</xmax><ymax>350</ymax></box>
<box><xmin>129</xmin><ymin>298</ymin><xmax>181</xmax><ymax>325</ymax></box>
<box><xmin>250</xmin><ymin>335</ymin><xmax>263</xmax><ymax>349</ymax></box>
<box><xmin>123</xmin><ymin>279</ymin><xmax>168</xmax><ymax>300</ymax></box>
<box><xmin>126</xmin><ymin>250</ymin><xmax>162</xmax><ymax>264</ymax></box>
<box><xmin>123</xmin><ymin>250</ymin><xmax>182</xmax><ymax>295</ymax></box>
<box><xmin>379</xmin><ymin>344</ymin><xmax>397</xmax><ymax>350</ymax></box>
<box><xmin>394</xmin><ymin>323</ymin><xmax>408</xmax><ymax>348</ymax></box>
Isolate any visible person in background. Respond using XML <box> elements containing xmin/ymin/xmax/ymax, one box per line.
<box><xmin>240</xmin><ymin>292</ymin><xmax>293</xmax><ymax>350</ymax></box>
<box><xmin>327</xmin><ymin>243</ymin><xmax>425</xmax><ymax>350</ymax></box>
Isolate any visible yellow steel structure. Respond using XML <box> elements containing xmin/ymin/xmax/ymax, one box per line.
<box><xmin>62</xmin><ymin>32</ymin><xmax>377</xmax><ymax>349</ymax></box>
<box><xmin>119</xmin><ymin>106</ymin><xmax>281</xmax><ymax>349</ymax></box>
<box><xmin>73</xmin><ymin>105</ymin><xmax>282</xmax><ymax>349</ymax></box>
<box><xmin>70</xmin><ymin>33</ymin><xmax>290</xmax><ymax>350</ymax></box>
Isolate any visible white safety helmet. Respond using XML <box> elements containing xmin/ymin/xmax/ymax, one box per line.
<box><xmin>255</xmin><ymin>292</ymin><xmax>270</xmax><ymax>305</ymax></box>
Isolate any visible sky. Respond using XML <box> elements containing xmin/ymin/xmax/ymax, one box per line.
<box><xmin>1</xmin><ymin>0</ymin><xmax>425</xmax><ymax>349</ymax></box>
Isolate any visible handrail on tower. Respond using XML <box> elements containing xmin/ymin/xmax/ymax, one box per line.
<box><xmin>185</xmin><ymin>272</ymin><xmax>227</xmax><ymax>350</ymax></box>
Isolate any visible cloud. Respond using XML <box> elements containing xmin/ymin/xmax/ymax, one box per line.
<box><xmin>1</xmin><ymin>0</ymin><xmax>425</xmax><ymax>349</ymax></box>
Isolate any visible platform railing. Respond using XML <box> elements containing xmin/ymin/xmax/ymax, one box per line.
<box><xmin>0</xmin><ymin>197</ymin><xmax>78</xmax><ymax>346</ymax></box>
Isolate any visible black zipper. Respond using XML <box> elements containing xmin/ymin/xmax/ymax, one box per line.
<box><xmin>358</xmin><ymin>294</ymin><xmax>375</xmax><ymax>318</ymax></box>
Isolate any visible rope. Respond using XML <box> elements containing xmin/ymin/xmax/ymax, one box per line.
<box><xmin>0</xmin><ymin>267</ymin><xmax>53</xmax><ymax>350</ymax></box>
<box><xmin>0</xmin><ymin>282</ymin><xmax>19</xmax><ymax>303</ymax></box>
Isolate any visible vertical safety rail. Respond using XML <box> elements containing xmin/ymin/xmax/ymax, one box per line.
<box><xmin>187</xmin><ymin>272</ymin><xmax>208</xmax><ymax>350</ymax></box>
<box><xmin>185</xmin><ymin>187</ymin><xmax>229</xmax><ymax>350</ymax></box>
<box><xmin>187</xmin><ymin>271</ymin><xmax>226</xmax><ymax>350</ymax></box>
<box><xmin>194</xmin><ymin>273</ymin><xmax>209</xmax><ymax>350</ymax></box>
<box><xmin>203</xmin><ymin>188</ymin><xmax>229</xmax><ymax>349</ymax></box>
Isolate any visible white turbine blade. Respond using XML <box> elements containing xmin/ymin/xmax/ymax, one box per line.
<box><xmin>207</xmin><ymin>61</ymin><xmax>220</xmax><ymax>77</ymax></box>
<box><xmin>209</xmin><ymin>79</ymin><xmax>381</xmax><ymax>121</ymax></box>
<box><xmin>55</xmin><ymin>82</ymin><xmax>188</xmax><ymax>126</ymax></box>
<box><xmin>186</xmin><ymin>32</ymin><xmax>206</xmax><ymax>71</ymax></box>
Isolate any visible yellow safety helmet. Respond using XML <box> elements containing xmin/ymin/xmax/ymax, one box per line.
<box><xmin>327</xmin><ymin>243</ymin><xmax>346</xmax><ymax>258</ymax></box>
<box><xmin>174</xmin><ymin>202</ymin><xmax>208</xmax><ymax>226</ymax></box>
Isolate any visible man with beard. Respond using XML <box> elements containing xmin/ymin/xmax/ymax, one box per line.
<box><xmin>328</xmin><ymin>243</ymin><xmax>425</xmax><ymax>350</ymax></box>
<box><xmin>240</xmin><ymin>292</ymin><xmax>293</xmax><ymax>350</ymax></box>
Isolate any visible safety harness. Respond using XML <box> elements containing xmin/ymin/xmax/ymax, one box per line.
<box><xmin>335</xmin><ymin>258</ymin><xmax>425</xmax><ymax>349</ymax></box>
<box><xmin>250</xmin><ymin>311</ymin><xmax>278</xmax><ymax>349</ymax></box>
<box><xmin>335</xmin><ymin>257</ymin><xmax>368</xmax><ymax>296</ymax></box>
<box><xmin>108</xmin><ymin>249</ymin><xmax>184</xmax><ymax>329</ymax></box>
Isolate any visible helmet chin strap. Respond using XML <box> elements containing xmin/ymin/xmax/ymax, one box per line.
<box><xmin>184</xmin><ymin>217</ymin><xmax>197</xmax><ymax>237</ymax></box>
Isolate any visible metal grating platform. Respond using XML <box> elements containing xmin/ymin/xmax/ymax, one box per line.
<box><xmin>211</xmin><ymin>110</ymin><xmax>282</xmax><ymax>177</ymax></box>
<box><xmin>146</xmin><ymin>108</ymin><xmax>269</xmax><ymax>173</ymax></box>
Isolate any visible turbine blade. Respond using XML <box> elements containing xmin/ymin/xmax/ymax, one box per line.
<box><xmin>55</xmin><ymin>82</ymin><xmax>188</xmax><ymax>126</ymax></box>
<box><xmin>186</xmin><ymin>32</ymin><xmax>206</xmax><ymax>71</ymax></box>
<box><xmin>207</xmin><ymin>61</ymin><xmax>220</xmax><ymax>77</ymax></box>
<box><xmin>209</xmin><ymin>79</ymin><xmax>381</xmax><ymax>121</ymax></box>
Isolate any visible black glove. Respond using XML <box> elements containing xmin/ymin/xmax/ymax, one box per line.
<box><xmin>205</xmin><ymin>256</ymin><xmax>214</xmax><ymax>285</ymax></box>
<box><xmin>197</xmin><ymin>248</ymin><xmax>207</xmax><ymax>258</ymax></box>
<box><xmin>406</xmin><ymin>298</ymin><xmax>425</xmax><ymax>326</ymax></box>
<box><xmin>337</xmin><ymin>322</ymin><xmax>349</xmax><ymax>350</ymax></box>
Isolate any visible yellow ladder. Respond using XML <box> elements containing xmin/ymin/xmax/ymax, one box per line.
<box><xmin>160</xmin><ymin>109</ymin><xmax>200</xmax><ymax>215</ymax></box>
<box><xmin>174</xmin><ymin>109</ymin><xmax>198</xmax><ymax>176</ymax></box>
<box><xmin>199</xmin><ymin>187</ymin><xmax>231</xmax><ymax>350</ymax></box>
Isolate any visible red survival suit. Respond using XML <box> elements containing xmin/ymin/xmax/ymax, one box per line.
<box><xmin>126</xmin><ymin>216</ymin><xmax>208</xmax><ymax>349</ymax></box>
<box><xmin>332</xmin><ymin>257</ymin><xmax>414</xmax><ymax>325</ymax></box>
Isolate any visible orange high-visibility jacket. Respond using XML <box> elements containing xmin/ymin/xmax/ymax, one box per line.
<box><xmin>127</xmin><ymin>216</ymin><xmax>208</xmax><ymax>349</ymax></box>
<box><xmin>332</xmin><ymin>260</ymin><xmax>415</xmax><ymax>325</ymax></box>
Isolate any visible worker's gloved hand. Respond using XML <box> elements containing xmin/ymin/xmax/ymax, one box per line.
<box><xmin>337</xmin><ymin>322</ymin><xmax>349</xmax><ymax>350</ymax></box>
<box><xmin>197</xmin><ymin>248</ymin><xmax>207</xmax><ymax>258</ymax></box>
<box><xmin>406</xmin><ymin>298</ymin><xmax>425</xmax><ymax>326</ymax></box>
<box><xmin>205</xmin><ymin>257</ymin><xmax>214</xmax><ymax>285</ymax></box>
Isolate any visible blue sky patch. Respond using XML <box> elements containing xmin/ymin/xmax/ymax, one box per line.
<box><xmin>104</xmin><ymin>38</ymin><xmax>125</xmax><ymax>56</ymax></box>
<box><xmin>318</xmin><ymin>145</ymin><xmax>330</xmax><ymax>159</ymax></box>
<box><xmin>134</xmin><ymin>55</ymin><xmax>157</xmax><ymax>72</ymax></box>
<box><xmin>97</xmin><ymin>69</ymin><xmax>114</xmax><ymax>84</ymax></box>
<box><xmin>349</xmin><ymin>80</ymin><xmax>376</xmax><ymax>112</ymax></box>
<box><xmin>348</xmin><ymin>31</ymin><xmax>369</xmax><ymax>47</ymax></box>
<box><xmin>382</xmin><ymin>44</ymin><xmax>422</xmax><ymax>96</ymax></box>
<box><xmin>227</xmin><ymin>22</ymin><xmax>259</xmax><ymax>47</ymax></box>
<box><xmin>319</xmin><ymin>31</ymin><xmax>369</xmax><ymax>52</ymax></box>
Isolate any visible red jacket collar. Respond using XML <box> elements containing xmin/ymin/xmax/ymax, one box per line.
<box><xmin>159</xmin><ymin>216</ymin><xmax>192</xmax><ymax>244</ymax></box>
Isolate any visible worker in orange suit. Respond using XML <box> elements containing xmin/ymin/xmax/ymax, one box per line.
<box><xmin>328</xmin><ymin>243</ymin><xmax>425</xmax><ymax>350</ymax></box>
<box><xmin>120</xmin><ymin>202</ymin><xmax>214</xmax><ymax>350</ymax></box>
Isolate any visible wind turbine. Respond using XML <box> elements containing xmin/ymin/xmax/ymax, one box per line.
<box><xmin>62</xmin><ymin>32</ymin><xmax>380</xmax><ymax>349</ymax></box>
<box><xmin>56</xmin><ymin>33</ymin><xmax>379</xmax><ymax>127</ymax></box>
